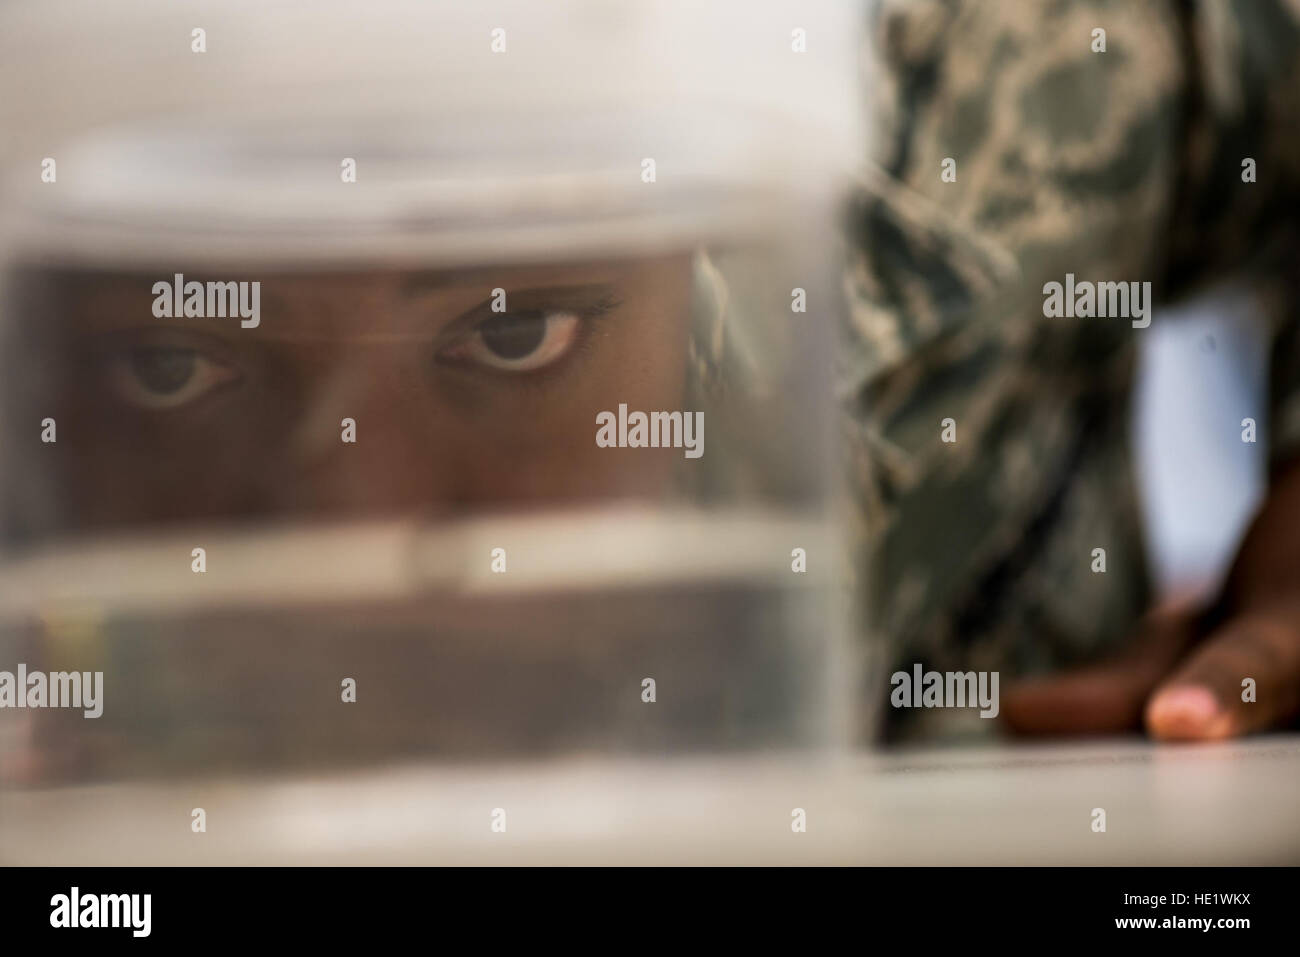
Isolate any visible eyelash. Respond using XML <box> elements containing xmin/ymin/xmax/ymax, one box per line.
<box><xmin>475</xmin><ymin>295</ymin><xmax>621</xmax><ymax>331</ymax></box>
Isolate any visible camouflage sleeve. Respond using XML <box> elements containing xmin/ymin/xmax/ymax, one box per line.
<box><xmin>842</xmin><ymin>0</ymin><xmax>1300</xmax><ymax>729</ymax></box>
<box><xmin>1166</xmin><ymin>1</ymin><xmax>1300</xmax><ymax>469</ymax></box>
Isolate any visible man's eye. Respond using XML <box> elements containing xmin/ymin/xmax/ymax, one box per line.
<box><xmin>442</xmin><ymin>311</ymin><xmax>582</xmax><ymax>372</ymax></box>
<box><xmin>107</xmin><ymin>347</ymin><xmax>240</xmax><ymax>409</ymax></box>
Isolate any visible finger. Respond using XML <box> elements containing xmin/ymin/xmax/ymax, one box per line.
<box><xmin>1001</xmin><ymin>609</ymin><xmax>1197</xmax><ymax>735</ymax></box>
<box><xmin>1000</xmin><ymin>669</ymin><xmax>1151</xmax><ymax>734</ymax></box>
<box><xmin>1145</xmin><ymin>611</ymin><xmax>1300</xmax><ymax>740</ymax></box>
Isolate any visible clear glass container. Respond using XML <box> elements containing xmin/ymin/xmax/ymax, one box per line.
<box><xmin>0</xmin><ymin>0</ymin><xmax>863</xmax><ymax>789</ymax></box>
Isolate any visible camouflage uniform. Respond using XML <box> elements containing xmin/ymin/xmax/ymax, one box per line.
<box><xmin>843</xmin><ymin>0</ymin><xmax>1300</xmax><ymax>738</ymax></box>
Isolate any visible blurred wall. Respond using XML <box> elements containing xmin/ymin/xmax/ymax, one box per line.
<box><xmin>1133</xmin><ymin>284</ymin><xmax>1269</xmax><ymax>600</ymax></box>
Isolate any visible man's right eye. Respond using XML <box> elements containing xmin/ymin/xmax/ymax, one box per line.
<box><xmin>107</xmin><ymin>347</ymin><xmax>241</xmax><ymax>410</ymax></box>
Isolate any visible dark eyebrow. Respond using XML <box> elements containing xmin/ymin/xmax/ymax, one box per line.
<box><xmin>397</xmin><ymin>269</ymin><xmax>499</xmax><ymax>298</ymax></box>
<box><xmin>487</xmin><ymin>284</ymin><xmax>619</xmax><ymax>310</ymax></box>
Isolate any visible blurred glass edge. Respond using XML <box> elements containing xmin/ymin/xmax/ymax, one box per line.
<box><xmin>0</xmin><ymin>0</ymin><xmax>865</xmax><ymax>268</ymax></box>
<box><xmin>0</xmin><ymin>507</ymin><xmax>840</xmax><ymax>623</ymax></box>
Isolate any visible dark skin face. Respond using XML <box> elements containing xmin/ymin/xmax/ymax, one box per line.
<box><xmin>9</xmin><ymin>256</ymin><xmax>694</xmax><ymax>534</ymax></box>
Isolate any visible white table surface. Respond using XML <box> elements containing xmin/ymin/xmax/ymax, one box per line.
<box><xmin>4</xmin><ymin>735</ymin><xmax>1299</xmax><ymax>865</ymax></box>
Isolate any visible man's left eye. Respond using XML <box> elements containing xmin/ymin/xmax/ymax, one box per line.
<box><xmin>442</xmin><ymin>311</ymin><xmax>582</xmax><ymax>372</ymax></box>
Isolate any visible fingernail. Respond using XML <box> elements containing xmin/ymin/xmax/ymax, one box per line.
<box><xmin>1147</xmin><ymin>685</ymin><xmax>1228</xmax><ymax>739</ymax></box>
